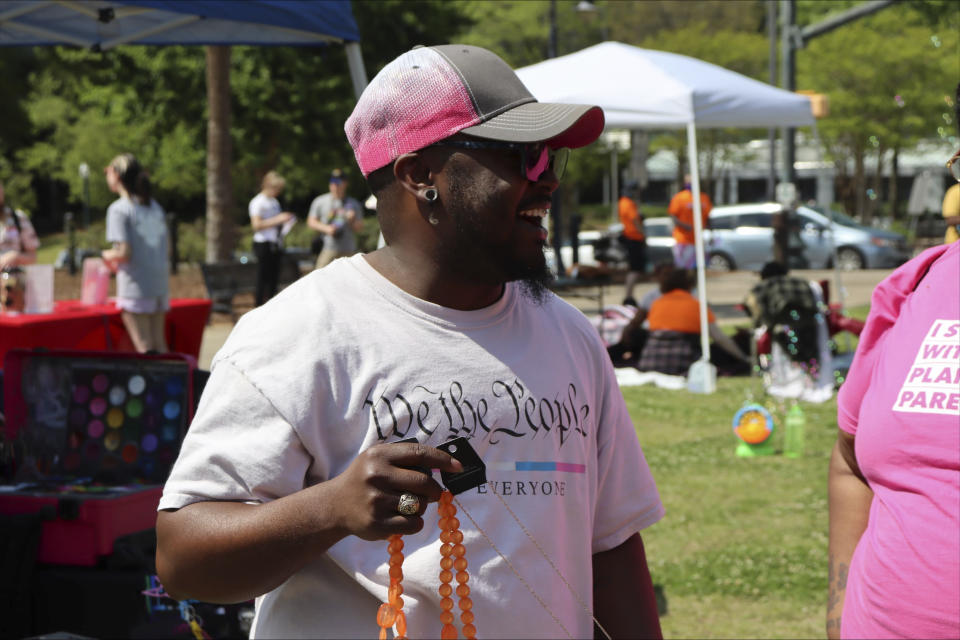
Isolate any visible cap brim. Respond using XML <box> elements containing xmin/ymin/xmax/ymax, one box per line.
<box><xmin>460</xmin><ymin>103</ymin><xmax>604</xmax><ymax>149</ymax></box>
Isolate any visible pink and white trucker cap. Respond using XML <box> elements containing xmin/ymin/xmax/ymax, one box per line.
<box><xmin>345</xmin><ymin>44</ymin><xmax>605</xmax><ymax>177</ymax></box>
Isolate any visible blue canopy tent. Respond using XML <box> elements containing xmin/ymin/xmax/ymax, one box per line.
<box><xmin>0</xmin><ymin>0</ymin><xmax>366</xmax><ymax>260</ymax></box>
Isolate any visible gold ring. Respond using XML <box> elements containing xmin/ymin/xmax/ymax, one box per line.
<box><xmin>397</xmin><ymin>492</ymin><xmax>420</xmax><ymax>516</ymax></box>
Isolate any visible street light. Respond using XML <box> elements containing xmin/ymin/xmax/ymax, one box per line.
<box><xmin>78</xmin><ymin>162</ymin><xmax>90</xmax><ymax>228</ymax></box>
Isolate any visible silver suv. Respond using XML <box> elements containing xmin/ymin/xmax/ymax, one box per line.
<box><xmin>705</xmin><ymin>203</ymin><xmax>910</xmax><ymax>271</ymax></box>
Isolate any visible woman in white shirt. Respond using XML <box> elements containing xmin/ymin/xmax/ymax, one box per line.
<box><xmin>0</xmin><ymin>179</ymin><xmax>39</xmax><ymax>270</ymax></box>
<box><xmin>249</xmin><ymin>171</ymin><xmax>295</xmax><ymax>306</ymax></box>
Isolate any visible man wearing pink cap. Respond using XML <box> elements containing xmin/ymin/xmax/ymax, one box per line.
<box><xmin>157</xmin><ymin>45</ymin><xmax>664</xmax><ymax>639</ymax></box>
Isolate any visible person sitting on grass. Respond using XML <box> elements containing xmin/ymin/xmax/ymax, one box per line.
<box><xmin>745</xmin><ymin>261</ymin><xmax>833</xmax><ymax>399</ymax></box>
<box><xmin>637</xmin><ymin>267</ymin><xmax>750</xmax><ymax>376</ymax></box>
<box><xmin>607</xmin><ymin>261</ymin><xmax>675</xmax><ymax>367</ymax></box>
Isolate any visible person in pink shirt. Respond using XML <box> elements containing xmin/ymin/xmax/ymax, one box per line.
<box><xmin>827</xmin><ymin>240</ymin><xmax>959</xmax><ymax>638</ymax></box>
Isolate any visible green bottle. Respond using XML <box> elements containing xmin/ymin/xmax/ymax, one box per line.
<box><xmin>784</xmin><ymin>402</ymin><xmax>805</xmax><ymax>458</ymax></box>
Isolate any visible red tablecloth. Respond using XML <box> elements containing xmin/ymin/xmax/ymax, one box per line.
<box><xmin>0</xmin><ymin>298</ymin><xmax>211</xmax><ymax>364</ymax></box>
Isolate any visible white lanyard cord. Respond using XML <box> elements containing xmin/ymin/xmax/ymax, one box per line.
<box><xmin>454</xmin><ymin>485</ymin><xmax>613</xmax><ymax>640</ymax></box>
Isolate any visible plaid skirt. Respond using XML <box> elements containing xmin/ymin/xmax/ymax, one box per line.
<box><xmin>637</xmin><ymin>330</ymin><xmax>701</xmax><ymax>376</ymax></box>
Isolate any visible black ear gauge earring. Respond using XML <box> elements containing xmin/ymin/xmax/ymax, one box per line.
<box><xmin>423</xmin><ymin>187</ymin><xmax>440</xmax><ymax>224</ymax></box>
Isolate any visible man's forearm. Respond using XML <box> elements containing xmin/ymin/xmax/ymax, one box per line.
<box><xmin>156</xmin><ymin>442</ymin><xmax>462</xmax><ymax>605</ymax></box>
<box><xmin>592</xmin><ymin>532</ymin><xmax>662</xmax><ymax>639</ymax></box>
<box><xmin>156</xmin><ymin>483</ymin><xmax>347</xmax><ymax>603</ymax></box>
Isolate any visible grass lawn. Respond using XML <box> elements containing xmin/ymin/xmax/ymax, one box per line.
<box><xmin>625</xmin><ymin>377</ymin><xmax>838</xmax><ymax>638</ymax></box>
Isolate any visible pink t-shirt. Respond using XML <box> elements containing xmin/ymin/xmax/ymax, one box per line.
<box><xmin>837</xmin><ymin>241</ymin><xmax>960</xmax><ymax>639</ymax></box>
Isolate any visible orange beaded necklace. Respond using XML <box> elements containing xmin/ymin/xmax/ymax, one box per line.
<box><xmin>438</xmin><ymin>490</ymin><xmax>475</xmax><ymax>640</ymax></box>
<box><xmin>377</xmin><ymin>534</ymin><xmax>408</xmax><ymax>640</ymax></box>
<box><xmin>377</xmin><ymin>437</ymin><xmax>483</xmax><ymax>639</ymax></box>
<box><xmin>377</xmin><ymin>490</ymin><xmax>476</xmax><ymax>640</ymax></box>
<box><xmin>376</xmin><ymin>437</ymin><xmax>612</xmax><ymax>640</ymax></box>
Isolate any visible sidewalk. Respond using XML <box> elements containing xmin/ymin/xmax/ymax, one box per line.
<box><xmin>549</xmin><ymin>267</ymin><xmax>887</xmax><ymax>322</ymax></box>
<box><xmin>197</xmin><ymin>268</ymin><xmax>890</xmax><ymax>370</ymax></box>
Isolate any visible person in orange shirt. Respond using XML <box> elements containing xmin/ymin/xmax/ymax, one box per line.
<box><xmin>618</xmin><ymin>181</ymin><xmax>646</xmax><ymax>306</ymax></box>
<box><xmin>638</xmin><ymin>268</ymin><xmax>748</xmax><ymax>375</ymax></box>
<box><xmin>667</xmin><ymin>174</ymin><xmax>712</xmax><ymax>270</ymax></box>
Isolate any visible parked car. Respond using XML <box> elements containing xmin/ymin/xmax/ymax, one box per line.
<box><xmin>593</xmin><ymin>203</ymin><xmax>910</xmax><ymax>272</ymax></box>
<box><xmin>707</xmin><ymin>203</ymin><xmax>910</xmax><ymax>271</ymax></box>
<box><xmin>588</xmin><ymin>217</ymin><xmax>674</xmax><ymax>271</ymax></box>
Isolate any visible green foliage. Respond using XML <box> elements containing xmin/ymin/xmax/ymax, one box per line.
<box><xmin>797</xmin><ymin>3</ymin><xmax>957</xmax><ymax>216</ymax></box>
<box><xmin>2</xmin><ymin>0</ymin><xmax>955</xmax><ymax>241</ymax></box>
<box><xmin>606</xmin><ymin>0</ymin><xmax>768</xmax><ymax>41</ymax></box>
<box><xmin>456</xmin><ymin>0</ymin><xmax>769</xmax><ymax>67</ymax></box>
<box><xmin>174</xmin><ymin>218</ymin><xmax>208</xmax><ymax>264</ymax></box>
<box><xmin>1</xmin><ymin>0</ymin><xmax>470</xmax><ymax>239</ymax></box>
<box><xmin>0</xmin><ymin>49</ymin><xmax>32</xmax><ymax>141</ymax></box>
<box><xmin>799</xmin><ymin>5</ymin><xmax>956</xmax><ymax>149</ymax></box>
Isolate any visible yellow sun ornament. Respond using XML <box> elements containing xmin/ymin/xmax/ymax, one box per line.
<box><xmin>732</xmin><ymin>404</ymin><xmax>775</xmax><ymax>457</ymax></box>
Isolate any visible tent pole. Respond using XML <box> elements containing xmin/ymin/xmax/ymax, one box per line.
<box><xmin>610</xmin><ymin>147</ymin><xmax>618</xmax><ymax>224</ymax></box>
<box><xmin>344</xmin><ymin>41</ymin><xmax>369</xmax><ymax>100</ymax></box>
<box><xmin>687</xmin><ymin>121</ymin><xmax>714</xmax><ymax>392</ymax></box>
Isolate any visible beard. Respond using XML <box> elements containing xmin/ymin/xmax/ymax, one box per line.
<box><xmin>439</xmin><ymin>164</ymin><xmax>554</xmax><ymax>306</ymax></box>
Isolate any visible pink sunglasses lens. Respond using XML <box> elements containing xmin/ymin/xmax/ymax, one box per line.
<box><xmin>525</xmin><ymin>145</ymin><xmax>550</xmax><ymax>181</ymax></box>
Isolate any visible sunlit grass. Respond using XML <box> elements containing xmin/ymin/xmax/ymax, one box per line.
<box><xmin>625</xmin><ymin>377</ymin><xmax>836</xmax><ymax>638</ymax></box>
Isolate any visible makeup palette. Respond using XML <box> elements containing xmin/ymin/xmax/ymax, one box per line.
<box><xmin>4</xmin><ymin>350</ymin><xmax>193</xmax><ymax>486</ymax></box>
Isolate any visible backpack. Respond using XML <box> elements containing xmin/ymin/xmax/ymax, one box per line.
<box><xmin>751</xmin><ymin>276</ymin><xmax>820</xmax><ymax>328</ymax></box>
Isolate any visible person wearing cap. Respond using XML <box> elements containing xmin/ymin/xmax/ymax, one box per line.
<box><xmin>618</xmin><ymin>181</ymin><xmax>646</xmax><ymax>306</ymax></box>
<box><xmin>307</xmin><ymin>168</ymin><xmax>365</xmax><ymax>269</ymax></box>
<box><xmin>157</xmin><ymin>44</ymin><xmax>664</xmax><ymax>640</ymax></box>
<box><xmin>667</xmin><ymin>173</ymin><xmax>712</xmax><ymax>271</ymax></box>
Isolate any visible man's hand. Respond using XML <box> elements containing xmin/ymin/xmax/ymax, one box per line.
<box><xmin>325</xmin><ymin>441</ymin><xmax>463</xmax><ymax>540</ymax></box>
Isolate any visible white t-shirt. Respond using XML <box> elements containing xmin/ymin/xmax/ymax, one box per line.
<box><xmin>249</xmin><ymin>192</ymin><xmax>282</xmax><ymax>243</ymax></box>
<box><xmin>1</xmin><ymin>207</ymin><xmax>40</xmax><ymax>255</ymax></box>
<box><xmin>160</xmin><ymin>254</ymin><xmax>664</xmax><ymax>639</ymax></box>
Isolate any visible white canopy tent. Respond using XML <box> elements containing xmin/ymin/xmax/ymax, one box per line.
<box><xmin>516</xmin><ymin>41</ymin><xmax>815</xmax><ymax>392</ymax></box>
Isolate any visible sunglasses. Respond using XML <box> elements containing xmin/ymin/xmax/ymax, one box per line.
<box><xmin>428</xmin><ymin>140</ymin><xmax>570</xmax><ymax>182</ymax></box>
<box><xmin>947</xmin><ymin>148</ymin><xmax>960</xmax><ymax>183</ymax></box>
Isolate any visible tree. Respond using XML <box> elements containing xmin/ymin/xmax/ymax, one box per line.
<box><xmin>797</xmin><ymin>2</ymin><xmax>958</xmax><ymax>219</ymax></box>
<box><xmin>4</xmin><ymin>0</ymin><xmax>472</xmax><ymax>255</ymax></box>
<box><xmin>206</xmin><ymin>46</ymin><xmax>234</xmax><ymax>263</ymax></box>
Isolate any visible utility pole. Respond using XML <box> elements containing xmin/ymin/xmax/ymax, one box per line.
<box><xmin>774</xmin><ymin>0</ymin><xmax>797</xmax><ymax>266</ymax></box>
<box><xmin>548</xmin><ymin>0</ymin><xmax>565</xmax><ymax>275</ymax></box>
<box><xmin>775</xmin><ymin>0</ymin><xmax>898</xmax><ymax>265</ymax></box>
<box><xmin>766</xmin><ymin>2</ymin><xmax>778</xmax><ymax>202</ymax></box>
<box><xmin>780</xmin><ymin>0</ymin><xmax>899</xmax><ymax>191</ymax></box>
<box><xmin>780</xmin><ymin>0</ymin><xmax>797</xmax><ymax>187</ymax></box>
